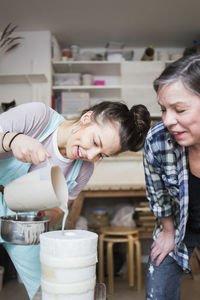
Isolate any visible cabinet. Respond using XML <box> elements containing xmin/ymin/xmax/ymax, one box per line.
<box><xmin>52</xmin><ymin>60</ymin><xmax>170</xmax><ymax>118</ymax></box>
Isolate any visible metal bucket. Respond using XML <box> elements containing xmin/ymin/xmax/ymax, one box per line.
<box><xmin>1</xmin><ymin>214</ymin><xmax>50</xmax><ymax>245</ymax></box>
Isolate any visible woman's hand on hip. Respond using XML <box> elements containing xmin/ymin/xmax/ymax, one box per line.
<box><xmin>10</xmin><ymin>134</ymin><xmax>50</xmax><ymax>165</ymax></box>
<box><xmin>150</xmin><ymin>230</ymin><xmax>175</xmax><ymax>266</ymax></box>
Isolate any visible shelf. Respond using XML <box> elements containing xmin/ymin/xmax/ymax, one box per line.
<box><xmin>52</xmin><ymin>60</ymin><xmax>121</xmax><ymax>74</ymax></box>
<box><xmin>52</xmin><ymin>85</ymin><xmax>121</xmax><ymax>91</ymax></box>
<box><xmin>52</xmin><ymin>60</ymin><xmax>173</xmax><ymax>65</ymax></box>
<box><xmin>52</xmin><ymin>60</ymin><xmax>121</xmax><ymax>65</ymax></box>
<box><xmin>0</xmin><ymin>73</ymin><xmax>48</xmax><ymax>84</ymax></box>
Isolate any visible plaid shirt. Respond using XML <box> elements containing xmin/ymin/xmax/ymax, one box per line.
<box><xmin>143</xmin><ymin>121</ymin><xmax>190</xmax><ymax>271</ymax></box>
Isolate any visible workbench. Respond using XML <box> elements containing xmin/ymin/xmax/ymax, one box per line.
<box><xmin>66</xmin><ymin>184</ymin><xmax>146</xmax><ymax>230</ymax></box>
<box><xmin>65</xmin><ymin>152</ymin><xmax>152</xmax><ymax>236</ymax></box>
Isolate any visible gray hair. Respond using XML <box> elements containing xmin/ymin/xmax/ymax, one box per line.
<box><xmin>154</xmin><ymin>54</ymin><xmax>200</xmax><ymax>97</ymax></box>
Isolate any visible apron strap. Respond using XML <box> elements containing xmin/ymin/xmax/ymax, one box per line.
<box><xmin>67</xmin><ymin>160</ymin><xmax>83</xmax><ymax>192</ymax></box>
<box><xmin>38</xmin><ymin>111</ymin><xmax>64</xmax><ymax>142</ymax></box>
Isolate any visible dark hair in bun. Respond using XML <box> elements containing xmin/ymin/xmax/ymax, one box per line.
<box><xmin>81</xmin><ymin>101</ymin><xmax>151</xmax><ymax>153</ymax></box>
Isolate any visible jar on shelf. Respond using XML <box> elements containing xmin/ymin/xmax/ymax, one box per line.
<box><xmin>91</xmin><ymin>208</ymin><xmax>109</xmax><ymax>230</ymax></box>
<box><xmin>141</xmin><ymin>45</ymin><xmax>155</xmax><ymax>61</ymax></box>
<box><xmin>70</xmin><ymin>45</ymin><xmax>80</xmax><ymax>60</ymax></box>
<box><xmin>62</xmin><ymin>48</ymin><xmax>72</xmax><ymax>59</ymax></box>
<box><xmin>82</xmin><ymin>73</ymin><xmax>94</xmax><ymax>85</ymax></box>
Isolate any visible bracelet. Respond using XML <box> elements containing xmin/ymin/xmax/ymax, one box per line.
<box><xmin>8</xmin><ymin>133</ymin><xmax>23</xmax><ymax>149</ymax></box>
<box><xmin>1</xmin><ymin>131</ymin><xmax>10</xmax><ymax>152</ymax></box>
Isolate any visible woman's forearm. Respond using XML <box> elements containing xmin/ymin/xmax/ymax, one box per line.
<box><xmin>151</xmin><ymin>216</ymin><xmax>175</xmax><ymax>265</ymax></box>
<box><xmin>0</xmin><ymin>132</ymin><xmax>21</xmax><ymax>153</ymax></box>
<box><xmin>160</xmin><ymin>216</ymin><xmax>174</xmax><ymax>234</ymax></box>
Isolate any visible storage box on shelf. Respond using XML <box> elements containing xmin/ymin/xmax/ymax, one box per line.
<box><xmin>53</xmin><ymin>73</ymin><xmax>81</xmax><ymax>86</ymax></box>
<box><xmin>61</xmin><ymin>92</ymin><xmax>90</xmax><ymax>119</ymax></box>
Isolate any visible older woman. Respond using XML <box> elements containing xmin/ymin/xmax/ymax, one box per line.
<box><xmin>0</xmin><ymin>100</ymin><xmax>150</xmax><ymax>299</ymax></box>
<box><xmin>144</xmin><ymin>54</ymin><xmax>200</xmax><ymax>300</ymax></box>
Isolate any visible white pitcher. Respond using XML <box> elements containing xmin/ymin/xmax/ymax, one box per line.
<box><xmin>4</xmin><ymin>161</ymin><xmax>68</xmax><ymax>212</ymax></box>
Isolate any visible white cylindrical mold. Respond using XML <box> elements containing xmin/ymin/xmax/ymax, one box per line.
<box><xmin>40</xmin><ymin>230</ymin><xmax>98</xmax><ymax>300</ymax></box>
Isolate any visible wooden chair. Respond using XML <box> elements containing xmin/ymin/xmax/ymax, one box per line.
<box><xmin>98</xmin><ymin>226</ymin><xmax>142</xmax><ymax>294</ymax></box>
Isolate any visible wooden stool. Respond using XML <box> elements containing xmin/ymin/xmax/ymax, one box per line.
<box><xmin>98</xmin><ymin>226</ymin><xmax>142</xmax><ymax>294</ymax></box>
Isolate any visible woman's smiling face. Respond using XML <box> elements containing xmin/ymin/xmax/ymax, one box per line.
<box><xmin>158</xmin><ymin>80</ymin><xmax>200</xmax><ymax>147</ymax></box>
<box><xmin>61</xmin><ymin>111</ymin><xmax>121</xmax><ymax>162</ymax></box>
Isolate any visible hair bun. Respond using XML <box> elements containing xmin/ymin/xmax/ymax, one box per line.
<box><xmin>129</xmin><ymin>104</ymin><xmax>151</xmax><ymax>151</ymax></box>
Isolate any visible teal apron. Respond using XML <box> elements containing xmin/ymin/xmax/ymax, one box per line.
<box><xmin>0</xmin><ymin>111</ymin><xmax>83</xmax><ymax>299</ymax></box>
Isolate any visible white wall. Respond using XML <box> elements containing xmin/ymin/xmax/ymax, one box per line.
<box><xmin>0</xmin><ymin>31</ymin><xmax>52</xmax><ymax>106</ymax></box>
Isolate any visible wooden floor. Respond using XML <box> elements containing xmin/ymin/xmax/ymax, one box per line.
<box><xmin>0</xmin><ymin>265</ymin><xmax>200</xmax><ymax>300</ymax></box>
<box><xmin>107</xmin><ymin>273</ymin><xmax>200</xmax><ymax>300</ymax></box>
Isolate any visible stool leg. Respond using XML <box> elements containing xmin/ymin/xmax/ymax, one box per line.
<box><xmin>107</xmin><ymin>241</ymin><xmax>114</xmax><ymax>294</ymax></box>
<box><xmin>128</xmin><ymin>235</ymin><xmax>134</xmax><ymax>287</ymax></box>
<box><xmin>135</xmin><ymin>239</ymin><xmax>142</xmax><ymax>291</ymax></box>
<box><xmin>98</xmin><ymin>234</ymin><xmax>105</xmax><ymax>283</ymax></box>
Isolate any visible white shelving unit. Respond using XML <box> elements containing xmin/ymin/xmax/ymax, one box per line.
<box><xmin>52</xmin><ymin>60</ymin><xmax>121</xmax><ymax>87</ymax></box>
<box><xmin>52</xmin><ymin>59</ymin><xmax>170</xmax><ymax>118</ymax></box>
<box><xmin>52</xmin><ymin>60</ymin><xmax>122</xmax><ymax>116</ymax></box>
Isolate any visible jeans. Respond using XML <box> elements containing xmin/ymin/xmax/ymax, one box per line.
<box><xmin>146</xmin><ymin>254</ymin><xmax>184</xmax><ymax>300</ymax></box>
<box><xmin>146</xmin><ymin>232</ymin><xmax>199</xmax><ymax>300</ymax></box>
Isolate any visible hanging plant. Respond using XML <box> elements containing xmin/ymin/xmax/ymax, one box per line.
<box><xmin>0</xmin><ymin>23</ymin><xmax>23</xmax><ymax>53</ymax></box>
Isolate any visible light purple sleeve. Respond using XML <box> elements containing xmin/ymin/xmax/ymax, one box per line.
<box><xmin>0</xmin><ymin>102</ymin><xmax>54</xmax><ymax>138</ymax></box>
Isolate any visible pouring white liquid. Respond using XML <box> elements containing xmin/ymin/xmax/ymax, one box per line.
<box><xmin>62</xmin><ymin>210</ymin><xmax>68</xmax><ymax>233</ymax></box>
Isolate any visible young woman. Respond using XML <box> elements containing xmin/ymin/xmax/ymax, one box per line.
<box><xmin>0</xmin><ymin>100</ymin><xmax>150</xmax><ymax>299</ymax></box>
<box><xmin>144</xmin><ymin>54</ymin><xmax>200</xmax><ymax>300</ymax></box>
